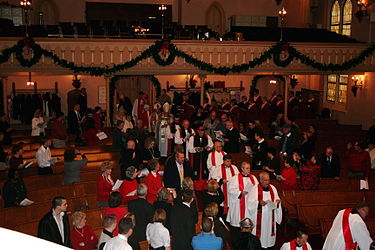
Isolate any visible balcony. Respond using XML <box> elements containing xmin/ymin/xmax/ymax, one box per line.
<box><xmin>0</xmin><ymin>38</ymin><xmax>373</xmax><ymax>75</ymax></box>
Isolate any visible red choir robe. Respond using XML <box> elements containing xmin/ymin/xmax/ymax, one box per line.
<box><xmin>254</xmin><ymin>95</ymin><xmax>262</xmax><ymax>109</ymax></box>
<box><xmin>221</xmin><ymin>102</ymin><xmax>231</xmax><ymax>114</ymax></box>
<box><xmin>138</xmin><ymin>101</ymin><xmax>150</xmax><ymax>129</ymax></box>
<box><xmin>144</xmin><ymin>171</ymin><xmax>163</xmax><ymax>204</ymax></box>
<box><xmin>238</xmin><ymin>101</ymin><xmax>249</xmax><ymax>124</ymax></box>
<box><xmin>280</xmin><ymin>167</ymin><xmax>297</xmax><ymax>191</ymax></box>
<box><xmin>259</xmin><ymin>102</ymin><xmax>272</xmax><ymax>124</ymax></box>
<box><xmin>120</xmin><ymin>178</ymin><xmax>138</xmax><ymax>204</ymax></box>
<box><xmin>70</xmin><ymin>225</ymin><xmax>98</xmax><ymax>250</ymax></box>
<box><xmin>276</xmin><ymin>100</ymin><xmax>285</xmax><ymax>115</ymax></box>
<box><xmin>103</xmin><ymin>206</ymin><xmax>128</xmax><ymax>236</ymax></box>
<box><xmin>97</xmin><ymin>175</ymin><xmax>114</xmax><ymax>202</ymax></box>
<box><xmin>230</xmin><ymin>105</ymin><xmax>240</xmax><ymax>126</ymax></box>
<box><xmin>180</xmin><ymin>102</ymin><xmax>195</xmax><ymax>121</ymax></box>
<box><xmin>247</xmin><ymin>103</ymin><xmax>260</xmax><ymax>121</ymax></box>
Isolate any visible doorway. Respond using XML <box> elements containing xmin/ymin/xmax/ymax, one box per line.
<box><xmin>205</xmin><ymin>2</ymin><xmax>226</xmax><ymax>35</ymax></box>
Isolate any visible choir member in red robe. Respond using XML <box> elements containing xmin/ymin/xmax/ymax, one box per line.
<box><xmin>276</xmin><ymin>95</ymin><xmax>285</xmax><ymax>116</ymax></box>
<box><xmin>120</xmin><ymin>166</ymin><xmax>139</xmax><ymax>204</ymax></box>
<box><xmin>279</xmin><ymin>158</ymin><xmax>297</xmax><ymax>191</ymax></box>
<box><xmin>238</xmin><ymin>96</ymin><xmax>249</xmax><ymax>125</ymax></box>
<box><xmin>299</xmin><ymin>154</ymin><xmax>321</xmax><ymax>190</ymax></box>
<box><xmin>202</xmin><ymin>97</ymin><xmax>212</xmax><ymax>117</ymax></box>
<box><xmin>104</xmin><ymin>192</ymin><xmax>128</xmax><ymax>236</ymax></box>
<box><xmin>97</xmin><ymin>161</ymin><xmax>115</xmax><ymax>207</ymax></box>
<box><xmin>221</xmin><ymin>97</ymin><xmax>231</xmax><ymax>115</ymax></box>
<box><xmin>144</xmin><ymin>159</ymin><xmax>163</xmax><ymax>204</ymax></box>
<box><xmin>253</xmin><ymin>89</ymin><xmax>262</xmax><ymax>109</ymax></box>
<box><xmin>230</xmin><ymin>99</ymin><xmax>240</xmax><ymax>128</ymax></box>
<box><xmin>70</xmin><ymin>211</ymin><xmax>98</xmax><ymax>250</ymax></box>
<box><xmin>247</xmin><ymin>101</ymin><xmax>260</xmax><ymax>122</ymax></box>
<box><xmin>93</xmin><ymin>106</ymin><xmax>103</xmax><ymax>132</ymax></box>
<box><xmin>259</xmin><ymin>97</ymin><xmax>272</xmax><ymax>124</ymax></box>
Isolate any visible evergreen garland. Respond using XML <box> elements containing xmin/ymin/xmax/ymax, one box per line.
<box><xmin>0</xmin><ymin>38</ymin><xmax>374</xmax><ymax>75</ymax></box>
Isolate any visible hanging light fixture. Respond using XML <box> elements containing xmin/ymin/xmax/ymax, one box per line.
<box><xmin>26</xmin><ymin>72</ymin><xmax>34</xmax><ymax>86</ymax></box>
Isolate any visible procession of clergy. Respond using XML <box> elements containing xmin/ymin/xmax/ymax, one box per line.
<box><xmin>126</xmin><ymin>90</ymin><xmax>374</xmax><ymax>250</ymax></box>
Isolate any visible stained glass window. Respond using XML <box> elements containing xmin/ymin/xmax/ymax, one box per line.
<box><xmin>327</xmin><ymin>74</ymin><xmax>337</xmax><ymax>102</ymax></box>
<box><xmin>342</xmin><ymin>0</ymin><xmax>353</xmax><ymax>36</ymax></box>
<box><xmin>338</xmin><ymin>84</ymin><xmax>348</xmax><ymax>103</ymax></box>
<box><xmin>327</xmin><ymin>74</ymin><xmax>348</xmax><ymax>104</ymax></box>
<box><xmin>330</xmin><ymin>1</ymin><xmax>341</xmax><ymax>34</ymax></box>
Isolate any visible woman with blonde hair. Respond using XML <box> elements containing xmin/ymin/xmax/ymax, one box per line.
<box><xmin>70</xmin><ymin>211</ymin><xmax>98</xmax><ymax>250</ymax></box>
<box><xmin>146</xmin><ymin>209</ymin><xmax>171</xmax><ymax>250</ymax></box>
<box><xmin>96</xmin><ymin>161</ymin><xmax>115</xmax><ymax>207</ymax></box>
<box><xmin>31</xmin><ymin>109</ymin><xmax>45</xmax><ymax>137</ymax></box>
<box><xmin>153</xmin><ymin>187</ymin><xmax>172</xmax><ymax>229</ymax></box>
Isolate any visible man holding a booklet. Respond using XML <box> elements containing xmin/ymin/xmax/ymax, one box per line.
<box><xmin>36</xmin><ymin>137</ymin><xmax>59</xmax><ymax>175</ymax></box>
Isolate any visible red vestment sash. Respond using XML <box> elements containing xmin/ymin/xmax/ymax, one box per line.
<box><xmin>212</xmin><ymin>151</ymin><xmax>225</xmax><ymax>166</ymax></box>
<box><xmin>221</xmin><ymin>164</ymin><xmax>235</xmax><ymax>214</ymax></box>
<box><xmin>342</xmin><ymin>208</ymin><xmax>357</xmax><ymax>250</ymax></box>
<box><xmin>290</xmin><ymin>239</ymin><xmax>308</xmax><ymax>250</ymax></box>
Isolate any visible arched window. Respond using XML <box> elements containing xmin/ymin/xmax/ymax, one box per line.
<box><xmin>342</xmin><ymin>0</ymin><xmax>353</xmax><ymax>36</ymax></box>
<box><xmin>330</xmin><ymin>1</ymin><xmax>341</xmax><ymax>34</ymax></box>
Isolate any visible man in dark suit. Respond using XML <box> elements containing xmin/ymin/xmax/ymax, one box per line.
<box><xmin>224</xmin><ymin>121</ymin><xmax>240</xmax><ymax>153</ymax></box>
<box><xmin>37</xmin><ymin>196</ymin><xmax>71</xmax><ymax>247</ymax></box>
<box><xmin>321</xmin><ymin>146</ymin><xmax>341</xmax><ymax>179</ymax></box>
<box><xmin>112</xmin><ymin>120</ymin><xmax>125</xmax><ymax>152</ymax></box>
<box><xmin>127</xmin><ymin>183</ymin><xmax>154</xmax><ymax>250</ymax></box>
<box><xmin>246</xmin><ymin>120</ymin><xmax>263</xmax><ymax>149</ymax></box>
<box><xmin>163</xmin><ymin>151</ymin><xmax>192</xmax><ymax>189</ymax></box>
<box><xmin>119</xmin><ymin>139</ymin><xmax>140</xmax><ymax>179</ymax></box>
<box><xmin>170</xmin><ymin>189</ymin><xmax>196</xmax><ymax>250</ymax></box>
<box><xmin>279</xmin><ymin>125</ymin><xmax>296</xmax><ymax>158</ymax></box>
<box><xmin>67</xmin><ymin>104</ymin><xmax>82</xmax><ymax>135</ymax></box>
<box><xmin>252</xmin><ymin>132</ymin><xmax>268</xmax><ymax>169</ymax></box>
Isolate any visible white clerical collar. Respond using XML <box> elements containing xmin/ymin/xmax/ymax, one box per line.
<box><xmin>118</xmin><ymin>234</ymin><xmax>128</xmax><ymax>241</ymax></box>
<box><xmin>286</xmin><ymin>133</ymin><xmax>291</xmax><ymax>137</ymax></box>
<box><xmin>229</xmin><ymin>127</ymin><xmax>233</xmax><ymax>131</ymax></box>
<box><xmin>182</xmin><ymin>202</ymin><xmax>190</xmax><ymax>208</ymax></box>
<box><xmin>258</xmin><ymin>138</ymin><xmax>265</xmax><ymax>143</ymax></box>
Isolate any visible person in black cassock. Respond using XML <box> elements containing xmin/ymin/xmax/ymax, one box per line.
<box><xmin>38</xmin><ymin>196</ymin><xmax>71</xmax><ymax>247</ymax></box>
<box><xmin>224</xmin><ymin>121</ymin><xmax>240</xmax><ymax>153</ymax></box>
<box><xmin>119</xmin><ymin>139</ymin><xmax>140</xmax><ymax>179</ymax></box>
<box><xmin>252</xmin><ymin>131</ymin><xmax>268</xmax><ymax>169</ymax></box>
<box><xmin>232</xmin><ymin>218</ymin><xmax>262</xmax><ymax>250</ymax></box>
<box><xmin>187</xmin><ymin>126</ymin><xmax>213</xmax><ymax>191</ymax></box>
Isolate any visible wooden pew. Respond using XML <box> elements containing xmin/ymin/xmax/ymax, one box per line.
<box><xmin>297</xmin><ymin>203</ymin><xmax>375</xmax><ymax>234</ymax></box>
<box><xmin>280</xmin><ymin>190</ymin><xmax>368</xmax><ymax>218</ymax></box>
<box><xmin>320</xmin><ymin>218</ymin><xmax>375</xmax><ymax>239</ymax></box>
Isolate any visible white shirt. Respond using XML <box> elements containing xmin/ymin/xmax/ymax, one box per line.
<box><xmin>52</xmin><ymin>210</ymin><xmax>65</xmax><ymax>243</ymax></box>
<box><xmin>146</xmin><ymin>222</ymin><xmax>170</xmax><ymax>248</ymax></box>
<box><xmin>104</xmin><ymin>234</ymin><xmax>132</xmax><ymax>250</ymax></box>
<box><xmin>366</xmin><ymin>148</ymin><xmax>375</xmax><ymax>169</ymax></box>
<box><xmin>280</xmin><ymin>241</ymin><xmax>312</xmax><ymax>250</ymax></box>
<box><xmin>31</xmin><ymin>117</ymin><xmax>45</xmax><ymax>136</ymax></box>
<box><xmin>36</xmin><ymin>146</ymin><xmax>51</xmax><ymax>168</ymax></box>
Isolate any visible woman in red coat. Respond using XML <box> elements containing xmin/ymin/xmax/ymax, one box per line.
<box><xmin>70</xmin><ymin>211</ymin><xmax>98</xmax><ymax>250</ymax></box>
<box><xmin>103</xmin><ymin>191</ymin><xmax>128</xmax><ymax>236</ymax></box>
<box><xmin>299</xmin><ymin>154</ymin><xmax>321</xmax><ymax>190</ymax></box>
<box><xmin>119</xmin><ymin>166</ymin><xmax>139</xmax><ymax>204</ymax></box>
<box><xmin>279</xmin><ymin>158</ymin><xmax>297</xmax><ymax>191</ymax></box>
<box><xmin>83</xmin><ymin>118</ymin><xmax>99</xmax><ymax>146</ymax></box>
<box><xmin>144</xmin><ymin>159</ymin><xmax>163</xmax><ymax>204</ymax></box>
<box><xmin>97</xmin><ymin>161</ymin><xmax>115</xmax><ymax>207</ymax></box>
<box><xmin>93</xmin><ymin>106</ymin><xmax>103</xmax><ymax>131</ymax></box>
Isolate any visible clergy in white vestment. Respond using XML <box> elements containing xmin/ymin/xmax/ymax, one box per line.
<box><xmin>156</xmin><ymin>103</ymin><xmax>173</xmax><ymax>157</ymax></box>
<box><xmin>175</xmin><ymin>119</ymin><xmax>195</xmax><ymax>159</ymax></box>
<box><xmin>248</xmin><ymin>171</ymin><xmax>282</xmax><ymax>249</ymax></box>
<box><xmin>323</xmin><ymin>204</ymin><xmax>373</xmax><ymax>250</ymax></box>
<box><xmin>227</xmin><ymin>161</ymin><xmax>259</xmax><ymax>228</ymax></box>
<box><xmin>210</xmin><ymin>154</ymin><xmax>239</xmax><ymax>215</ymax></box>
<box><xmin>207</xmin><ymin>140</ymin><xmax>227</xmax><ymax>178</ymax></box>
<box><xmin>280</xmin><ymin>230</ymin><xmax>312</xmax><ymax>250</ymax></box>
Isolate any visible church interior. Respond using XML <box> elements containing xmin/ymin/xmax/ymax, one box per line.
<box><xmin>0</xmin><ymin>0</ymin><xmax>375</xmax><ymax>249</ymax></box>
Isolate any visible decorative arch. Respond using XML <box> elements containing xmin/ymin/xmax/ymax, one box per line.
<box><xmin>33</xmin><ymin>0</ymin><xmax>59</xmax><ymax>25</ymax></box>
<box><xmin>205</xmin><ymin>1</ymin><xmax>226</xmax><ymax>35</ymax></box>
<box><xmin>330</xmin><ymin>0</ymin><xmax>341</xmax><ymax>34</ymax></box>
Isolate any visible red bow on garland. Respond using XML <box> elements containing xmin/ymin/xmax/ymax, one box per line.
<box><xmin>161</xmin><ymin>41</ymin><xmax>169</xmax><ymax>56</ymax></box>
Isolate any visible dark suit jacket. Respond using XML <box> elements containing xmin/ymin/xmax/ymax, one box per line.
<box><xmin>67</xmin><ymin>110</ymin><xmax>81</xmax><ymax>135</ymax></box>
<box><xmin>279</xmin><ymin>134</ymin><xmax>296</xmax><ymax>157</ymax></box>
<box><xmin>233</xmin><ymin>232</ymin><xmax>262</xmax><ymax>250</ymax></box>
<box><xmin>163</xmin><ymin>159</ymin><xmax>192</xmax><ymax>189</ymax></box>
<box><xmin>320</xmin><ymin>153</ymin><xmax>340</xmax><ymax>178</ymax></box>
<box><xmin>252</xmin><ymin>140</ymin><xmax>268</xmax><ymax>169</ymax></box>
<box><xmin>224</xmin><ymin>128</ymin><xmax>240</xmax><ymax>153</ymax></box>
<box><xmin>37</xmin><ymin>210</ymin><xmax>71</xmax><ymax>247</ymax></box>
<box><xmin>112</xmin><ymin>127</ymin><xmax>124</xmax><ymax>152</ymax></box>
<box><xmin>128</xmin><ymin>198</ymin><xmax>154</xmax><ymax>246</ymax></box>
<box><xmin>170</xmin><ymin>203</ymin><xmax>195</xmax><ymax>250</ymax></box>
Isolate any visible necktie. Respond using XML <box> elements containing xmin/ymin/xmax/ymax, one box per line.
<box><xmin>282</xmin><ymin>136</ymin><xmax>287</xmax><ymax>153</ymax></box>
<box><xmin>179</xmin><ymin>164</ymin><xmax>184</xmax><ymax>186</ymax></box>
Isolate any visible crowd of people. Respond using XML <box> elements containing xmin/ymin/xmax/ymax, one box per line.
<box><xmin>1</xmin><ymin>88</ymin><xmax>375</xmax><ymax>250</ymax></box>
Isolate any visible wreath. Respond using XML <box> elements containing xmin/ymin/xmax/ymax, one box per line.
<box><xmin>14</xmin><ymin>38</ymin><xmax>42</xmax><ymax>67</ymax></box>
<box><xmin>273</xmin><ymin>42</ymin><xmax>294</xmax><ymax>67</ymax></box>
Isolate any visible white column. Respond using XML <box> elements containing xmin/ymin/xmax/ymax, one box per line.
<box><xmin>199</xmin><ymin>74</ymin><xmax>206</xmax><ymax>106</ymax></box>
<box><xmin>284</xmin><ymin>75</ymin><xmax>289</xmax><ymax>121</ymax></box>
<box><xmin>104</xmin><ymin>75</ymin><xmax>112</xmax><ymax>127</ymax></box>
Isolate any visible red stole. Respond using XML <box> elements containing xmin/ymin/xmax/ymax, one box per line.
<box><xmin>212</xmin><ymin>151</ymin><xmax>225</xmax><ymax>166</ymax></box>
<box><xmin>256</xmin><ymin>185</ymin><xmax>276</xmax><ymax>238</ymax></box>
<box><xmin>342</xmin><ymin>208</ymin><xmax>357</xmax><ymax>250</ymax></box>
<box><xmin>290</xmin><ymin>239</ymin><xmax>308</xmax><ymax>250</ymax></box>
<box><xmin>221</xmin><ymin>164</ymin><xmax>235</xmax><ymax>214</ymax></box>
<box><xmin>238</xmin><ymin>174</ymin><xmax>255</xmax><ymax>220</ymax></box>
